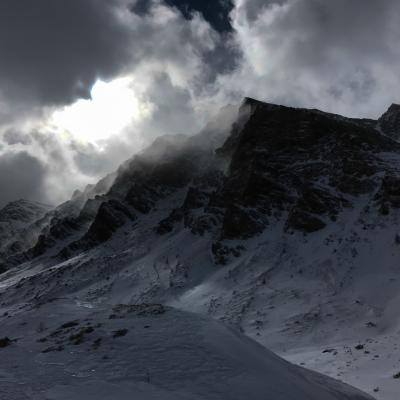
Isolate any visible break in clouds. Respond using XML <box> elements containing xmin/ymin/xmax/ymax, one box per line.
<box><xmin>1</xmin><ymin>0</ymin><xmax>400</xmax><ymax>207</ymax></box>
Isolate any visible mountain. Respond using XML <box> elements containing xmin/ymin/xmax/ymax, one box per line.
<box><xmin>0</xmin><ymin>199</ymin><xmax>50</xmax><ymax>226</ymax></box>
<box><xmin>4</xmin><ymin>99</ymin><xmax>399</xmax><ymax>267</ymax></box>
<box><xmin>0</xmin><ymin>199</ymin><xmax>52</xmax><ymax>262</ymax></box>
<box><xmin>1</xmin><ymin>98</ymin><xmax>400</xmax><ymax>398</ymax></box>
<box><xmin>0</xmin><ymin>171</ymin><xmax>116</xmax><ymax>270</ymax></box>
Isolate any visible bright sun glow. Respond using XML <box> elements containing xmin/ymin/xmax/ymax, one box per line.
<box><xmin>52</xmin><ymin>78</ymin><xmax>141</xmax><ymax>143</ymax></box>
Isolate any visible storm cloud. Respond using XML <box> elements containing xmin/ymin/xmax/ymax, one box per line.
<box><xmin>0</xmin><ymin>0</ymin><xmax>135</xmax><ymax>110</ymax></box>
<box><xmin>0</xmin><ymin>0</ymin><xmax>238</xmax><ymax>114</ymax></box>
<box><xmin>1</xmin><ymin>0</ymin><xmax>400</xmax><ymax>208</ymax></box>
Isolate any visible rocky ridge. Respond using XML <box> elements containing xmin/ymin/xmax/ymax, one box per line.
<box><xmin>1</xmin><ymin>98</ymin><xmax>400</xmax><ymax>269</ymax></box>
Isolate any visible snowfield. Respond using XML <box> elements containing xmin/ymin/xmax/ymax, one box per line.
<box><xmin>0</xmin><ymin>299</ymin><xmax>373</xmax><ymax>400</ymax></box>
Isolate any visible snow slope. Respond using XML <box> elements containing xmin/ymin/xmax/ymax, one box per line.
<box><xmin>0</xmin><ymin>299</ymin><xmax>372</xmax><ymax>400</ymax></box>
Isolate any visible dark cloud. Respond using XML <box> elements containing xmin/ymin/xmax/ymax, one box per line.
<box><xmin>0</xmin><ymin>152</ymin><xmax>48</xmax><ymax>207</ymax></box>
<box><xmin>0</xmin><ymin>0</ymin><xmax>132</xmax><ymax>107</ymax></box>
<box><xmin>2</xmin><ymin>130</ymin><xmax>32</xmax><ymax>146</ymax></box>
<box><xmin>0</xmin><ymin>0</ymin><xmax>239</xmax><ymax>115</ymax></box>
<box><xmin>164</xmin><ymin>0</ymin><xmax>234</xmax><ymax>32</ymax></box>
<box><xmin>131</xmin><ymin>0</ymin><xmax>153</xmax><ymax>15</ymax></box>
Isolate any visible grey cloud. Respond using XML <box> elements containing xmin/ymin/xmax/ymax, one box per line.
<box><xmin>137</xmin><ymin>73</ymin><xmax>199</xmax><ymax>137</ymax></box>
<box><xmin>0</xmin><ymin>128</ymin><xmax>107</xmax><ymax>206</ymax></box>
<box><xmin>0</xmin><ymin>151</ymin><xmax>48</xmax><ymax>207</ymax></box>
<box><xmin>131</xmin><ymin>0</ymin><xmax>153</xmax><ymax>15</ymax></box>
<box><xmin>0</xmin><ymin>0</ymin><xmax>132</xmax><ymax>108</ymax></box>
<box><xmin>2</xmin><ymin>130</ymin><xmax>32</xmax><ymax>146</ymax></box>
<box><xmin>266</xmin><ymin>0</ymin><xmax>398</xmax><ymax>66</ymax></box>
<box><xmin>129</xmin><ymin>6</ymin><xmax>239</xmax><ymax>85</ymax></box>
<box><xmin>224</xmin><ymin>0</ymin><xmax>400</xmax><ymax>118</ymax></box>
<box><xmin>71</xmin><ymin>140</ymin><xmax>128</xmax><ymax>178</ymax></box>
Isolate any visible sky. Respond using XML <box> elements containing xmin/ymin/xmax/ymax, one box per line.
<box><xmin>1</xmin><ymin>0</ymin><xmax>400</xmax><ymax>207</ymax></box>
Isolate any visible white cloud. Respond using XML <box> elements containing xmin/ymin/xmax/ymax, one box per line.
<box><xmin>51</xmin><ymin>78</ymin><xmax>153</xmax><ymax>143</ymax></box>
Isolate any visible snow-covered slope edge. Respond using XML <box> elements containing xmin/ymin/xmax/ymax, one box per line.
<box><xmin>0</xmin><ymin>299</ymin><xmax>373</xmax><ymax>400</ymax></box>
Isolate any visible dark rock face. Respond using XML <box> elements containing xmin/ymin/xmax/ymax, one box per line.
<box><xmin>374</xmin><ymin>174</ymin><xmax>400</xmax><ymax>214</ymax></box>
<box><xmin>151</xmin><ymin>99</ymin><xmax>400</xmax><ymax>261</ymax></box>
<box><xmin>156</xmin><ymin>170</ymin><xmax>225</xmax><ymax>236</ymax></box>
<box><xmin>69</xmin><ymin>199</ymin><xmax>135</xmax><ymax>250</ymax></box>
<box><xmin>157</xmin><ymin>208</ymin><xmax>184</xmax><ymax>235</ymax></box>
<box><xmin>0</xmin><ymin>337</ymin><xmax>12</xmax><ymax>348</ymax></box>
<box><xmin>125</xmin><ymin>184</ymin><xmax>158</xmax><ymax>214</ymax></box>
<box><xmin>285</xmin><ymin>187</ymin><xmax>349</xmax><ymax>232</ymax></box>
<box><xmin>286</xmin><ymin>210</ymin><xmax>326</xmax><ymax>233</ymax></box>
<box><xmin>221</xmin><ymin>205</ymin><xmax>264</xmax><ymax>239</ymax></box>
<box><xmin>206</xmin><ymin>100</ymin><xmax>397</xmax><ymax>240</ymax></box>
<box><xmin>87</xmin><ymin>200</ymin><xmax>134</xmax><ymax>242</ymax></box>
<box><xmin>379</xmin><ymin>104</ymin><xmax>400</xmax><ymax>140</ymax></box>
<box><xmin>26</xmin><ymin>199</ymin><xmax>102</xmax><ymax>259</ymax></box>
<box><xmin>211</xmin><ymin>241</ymin><xmax>244</xmax><ymax>265</ymax></box>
